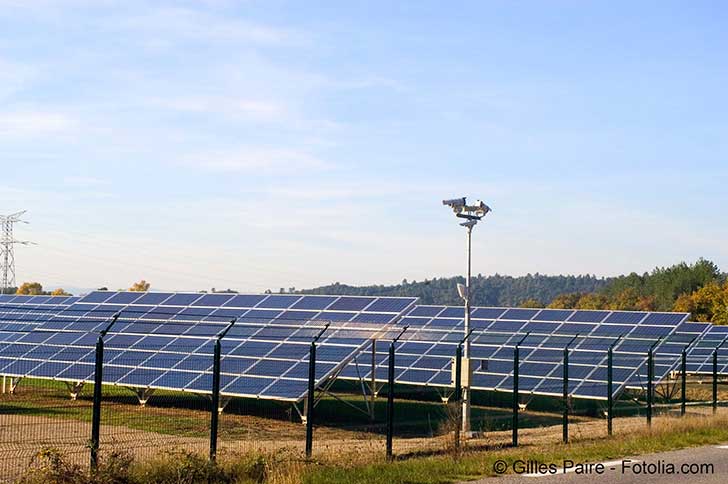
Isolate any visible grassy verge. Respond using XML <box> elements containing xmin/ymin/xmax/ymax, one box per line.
<box><xmin>302</xmin><ymin>412</ymin><xmax>728</xmax><ymax>484</ymax></box>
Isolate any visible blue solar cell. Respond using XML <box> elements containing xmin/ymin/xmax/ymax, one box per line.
<box><xmin>501</xmin><ymin>308</ymin><xmax>539</xmax><ymax>320</ymax></box>
<box><xmin>119</xmin><ymin>368</ymin><xmax>165</xmax><ymax>386</ymax></box>
<box><xmin>291</xmin><ymin>296</ymin><xmax>337</xmax><ymax>310</ymax></box>
<box><xmin>408</xmin><ymin>306</ymin><xmax>444</xmax><ymax>317</ymax></box>
<box><xmin>523</xmin><ymin>321</ymin><xmax>560</xmax><ymax>333</ymax></box>
<box><xmin>412</xmin><ymin>356</ymin><xmax>449</xmax><ymax>370</ymax></box>
<box><xmin>533</xmin><ymin>309</ymin><xmax>574</xmax><ymax>321</ymax></box>
<box><xmin>240</xmin><ymin>309</ymin><xmax>282</xmax><ymax>322</ymax></box>
<box><xmin>175</xmin><ymin>354</ymin><xmax>213</xmax><ymax>371</ymax></box>
<box><xmin>230</xmin><ymin>341</ymin><xmax>276</xmax><ymax>357</ymax></box>
<box><xmin>223</xmin><ymin>376</ymin><xmax>276</xmax><ymax>396</ymax></box>
<box><xmin>267</xmin><ymin>344</ymin><xmax>309</xmax><ymax>360</ymax></box>
<box><xmin>519</xmin><ymin>362</ymin><xmax>557</xmax><ymax>376</ymax></box>
<box><xmin>351</xmin><ymin>313</ymin><xmax>393</xmax><ymax>324</ymax></box>
<box><xmin>152</xmin><ymin>370</ymin><xmax>199</xmax><ymax>389</ymax></box>
<box><xmin>315</xmin><ymin>311</ymin><xmax>355</xmax><ymax>322</ymax></box>
<box><xmin>569</xmin><ymin>310</ymin><xmax>609</xmax><ymax>323</ymax></box>
<box><xmin>58</xmin><ymin>363</ymin><xmax>94</xmax><ymax>381</ymax></box>
<box><xmin>257</xmin><ymin>295</ymin><xmax>300</xmax><ymax>309</ymax></box>
<box><xmin>312</xmin><ymin>345</ymin><xmax>354</xmax><ymax>363</ymax></box>
<box><xmin>105</xmin><ymin>292</ymin><xmax>144</xmax><ymax>304</ymax></box>
<box><xmin>79</xmin><ymin>292</ymin><xmax>116</xmax><ymax>304</ymax></box>
<box><xmin>128</xmin><ymin>292</ymin><xmax>172</xmax><ymax>305</ymax></box>
<box><xmin>222</xmin><ymin>295</ymin><xmax>266</xmax><ymax>308</ymax></box>
<box><xmin>191</xmin><ymin>294</ymin><xmax>235</xmax><ymax>307</ymax></box>
<box><xmin>52</xmin><ymin>347</ymin><xmax>95</xmax><ymax>363</ymax></box>
<box><xmin>471</xmin><ymin>307</ymin><xmax>507</xmax><ymax>319</ymax></box>
<box><xmin>488</xmin><ymin>320</ymin><xmax>526</xmax><ymax>332</ymax></box>
<box><xmin>440</xmin><ymin>307</ymin><xmax>465</xmax><ymax>318</ymax></box>
<box><xmin>220</xmin><ymin>356</ymin><xmax>256</xmax><ymax>374</ymax></box>
<box><xmin>366</xmin><ymin>298</ymin><xmax>414</xmax><ymax>313</ymax></box>
<box><xmin>44</xmin><ymin>332</ymin><xmax>82</xmax><ymax>345</ymax></box>
<box><xmin>143</xmin><ymin>352</ymin><xmax>187</xmax><ymax>368</ymax></box>
<box><xmin>604</xmin><ymin>312</ymin><xmax>647</xmax><ymax>324</ymax></box>
<box><xmin>164</xmin><ymin>294</ymin><xmax>204</xmax><ymax>306</ymax></box>
<box><xmin>284</xmin><ymin>361</ymin><xmax>336</xmax><ymax>380</ymax></box>
<box><xmin>553</xmin><ymin>323</ymin><xmax>596</xmax><ymax>335</ymax></box>
<box><xmin>399</xmin><ymin>368</ymin><xmax>436</xmax><ymax>383</ymax></box>
<box><xmin>258</xmin><ymin>378</ymin><xmax>306</xmax><ymax>399</ymax></box>
<box><xmin>106</xmin><ymin>334</ymin><xmax>144</xmax><ymax>348</ymax></box>
<box><xmin>246</xmin><ymin>359</ymin><xmax>296</xmax><ymax>377</ymax></box>
<box><xmin>643</xmin><ymin>313</ymin><xmax>687</xmax><ymax>325</ymax></box>
<box><xmin>186</xmin><ymin>373</ymin><xmax>236</xmax><ymax>392</ymax></box>
<box><xmin>109</xmin><ymin>350</ymin><xmax>152</xmax><ymax>367</ymax></box>
<box><xmin>630</xmin><ymin>325</ymin><xmax>673</xmax><ymax>337</ymax></box>
<box><xmin>591</xmin><ymin>324</ymin><xmax>632</xmax><ymax>336</ymax></box>
<box><xmin>326</xmin><ymin>297</ymin><xmax>374</xmax><ymax>312</ymax></box>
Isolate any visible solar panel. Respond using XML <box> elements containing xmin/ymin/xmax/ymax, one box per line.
<box><xmin>341</xmin><ymin>305</ymin><xmax>689</xmax><ymax>400</ymax></box>
<box><xmin>0</xmin><ymin>291</ymin><xmax>416</xmax><ymax>402</ymax></box>
<box><xmin>0</xmin><ymin>295</ymin><xmax>80</xmax><ymax>332</ymax></box>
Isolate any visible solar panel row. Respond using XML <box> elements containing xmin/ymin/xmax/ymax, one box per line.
<box><xmin>341</xmin><ymin>305</ymin><xmax>691</xmax><ymax>400</ymax></box>
<box><xmin>0</xmin><ymin>291</ymin><xmax>417</xmax><ymax>401</ymax></box>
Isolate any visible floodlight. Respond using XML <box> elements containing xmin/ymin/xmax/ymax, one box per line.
<box><xmin>442</xmin><ymin>197</ymin><xmax>466</xmax><ymax>212</ymax></box>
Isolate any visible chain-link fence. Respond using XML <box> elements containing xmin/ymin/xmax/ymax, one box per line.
<box><xmin>3</xmin><ymin>334</ymin><xmax>728</xmax><ymax>482</ymax></box>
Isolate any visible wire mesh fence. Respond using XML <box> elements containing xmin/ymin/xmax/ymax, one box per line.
<box><xmin>2</xmin><ymin>336</ymin><xmax>728</xmax><ymax>482</ymax></box>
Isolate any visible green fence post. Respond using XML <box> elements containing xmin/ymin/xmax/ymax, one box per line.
<box><xmin>681</xmin><ymin>347</ymin><xmax>687</xmax><ymax>417</ymax></box>
<box><xmin>386</xmin><ymin>326</ymin><xmax>407</xmax><ymax>461</ymax></box>
<box><xmin>90</xmin><ymin>336</ymin><xmax>104</xmax><ymax>471</ymax></box>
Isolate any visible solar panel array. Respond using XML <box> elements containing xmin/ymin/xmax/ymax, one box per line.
<box><xmin>3</xmin><ymin>292</ymin><xmax>720</xmax><ymax>403</ymax></box>
<box><xmin>0</xmin><ymin>291</ymin><xmax>416</xmax><ymax>402</ymax></box>
<box><xmin>683</xmin><ymin>324</ymin><xmax>728</xmax><ymax>375</ymax></box>
<box><xmin>342</xmin><ymin>305</ymin><xmax>690</xmax><ymax>400</ymax></box>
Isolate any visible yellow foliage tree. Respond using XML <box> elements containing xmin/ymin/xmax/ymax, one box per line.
<box><xmin>129</xmin><ymin>280</ymin><xmax>151</xmax><ymax>292</ymax></box>
<box><xmin>673</xmin><ymin>281</ymin><xmax>728</xmax><ymax>325</ymax></box>
<box><xmin>519</xmin><ymin>298</ymin><xmax>544</xmax><ymax>308</ymax></box>
<box><xmin>50</xmin><ymin>288</ymin><xmax>71</xmax><ymax>296</ymax></box>
<box><xmin>16</xmin><ymin>282</ymin><xmax>43</xmax><ymax>295</ymax></box>
<box><xmin>574</xmin><ymin>293</ymin><xmax>610</xmax><ymax>310</ymax></box>
<box><xmin>547</xmin><ymin>293</ymin><xmax>583</xmax><ymax>309</ymax></box>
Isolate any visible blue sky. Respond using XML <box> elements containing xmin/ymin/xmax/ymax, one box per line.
<box><xmin>1</xmin><ymin>1</ymin><xmax>727</xmax><ymax>294</ymax></box>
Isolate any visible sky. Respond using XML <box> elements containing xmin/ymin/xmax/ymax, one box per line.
<box><xmin>1</xmin><ymin>0</ymin><xmax>727</xmax><ymax>294</ymax></box>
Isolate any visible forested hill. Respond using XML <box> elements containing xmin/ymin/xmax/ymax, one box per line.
<box><xmin>299</xmin><ymin>274</ymin><xmax>610</xmax><ymax>307</ymax></box>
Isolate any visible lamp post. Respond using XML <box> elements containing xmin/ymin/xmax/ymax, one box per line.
<box><xmin>442</xmin><ymin>196</ymin><xmax>491</xmax><ymax>434</ymax></box>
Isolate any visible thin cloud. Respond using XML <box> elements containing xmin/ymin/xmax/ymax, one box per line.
<box><xmin>0</xmin><ymin>110</ymin><xmax>79</xmax><ymax>137</ymax></box>
<box><xmin>185</xmin><ymin>148</ymin><xmax>329</xmax><ymax>174</ymax></box>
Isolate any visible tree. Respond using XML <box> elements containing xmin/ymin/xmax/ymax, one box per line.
<box><xmin>575</xmin><ymin>293</ymin><xmax>609</xmax><ymax>310</ymax></box>
<box><xmin>548</xmin><ymin>293</ymin><xmax>583</xmax><ymax>309</ymax></box>
<box><xmin>129</xmin><ymin>280</ymin><xmax>150</xmax><ymax>292</ymax></box>
<box><xmin>674</xmin><ymin>281</ymin><xmax>728</xmax><ymax>325</ymax></box>
<box><xmin>16</xmin><ymin>282</ymin><xmax>43</xmax><ymax>295</ymax></box>
<box><xmin>50</xmin><ymin>288</ymin><xmax>71</xmax><ymax>296</ymax></box>
<box><xmin>519</xmin><ymin>298</ymin><xmax>544</xmax><ymax>308</ymax></box>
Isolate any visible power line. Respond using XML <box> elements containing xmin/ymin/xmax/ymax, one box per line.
<box><xmin>1</xmin><ymin>210</ymin><xmax>33</xmax><ymax>293</ymax></box>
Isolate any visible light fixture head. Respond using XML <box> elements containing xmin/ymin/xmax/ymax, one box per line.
<box><xmin>442</xmin><ymin>197</ymin><xmax>467</xmax><ymax>213</ymax></box>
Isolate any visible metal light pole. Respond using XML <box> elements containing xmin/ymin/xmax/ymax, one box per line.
<box><xmin>442</xmin><ymin>197</ymin><xmax>491</xmax><ymax>434</ymax></box>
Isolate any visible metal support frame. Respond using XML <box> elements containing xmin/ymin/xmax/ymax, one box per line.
<box><xmin>386</xmin><ymin>326</ymin><xmax>408</xmax><ymax>461</ymax></box>
<box><xmin>9</xmin><ymin>377</ymin><xmax>21</xmax><ymax>394</ymax></box>
<box><xmin>64</xmin><ymin>381</ymin><xmax>85</xmax><ymax>400</ymax></box>
<box><xmin>305</xmin><ymin>323</ymin><xmax>329</xmax><ymax>459</ymax></box>
<box><xmin>512</xmin><ymin>332</ymin><xmax>529</xmax><ymax>448</ymax></box>
<box><xmin>132</xmin><ymin>387</ymin><xmax>155</xmax><ymax>407</ymax></box>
